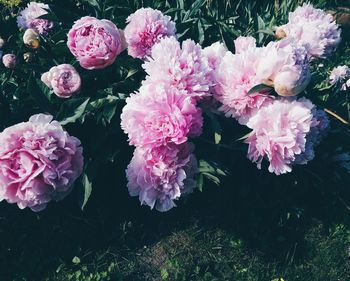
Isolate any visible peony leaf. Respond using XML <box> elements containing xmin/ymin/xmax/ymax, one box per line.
<box><xmin>247</xmin><ymin>83</ymin><xmax>273</xmax><ymax>95</ymax></box>
<box><xmin>57</xmin><ymin>97</ymin><xmax>90</xmax><ymax>125</ymax></box>
<box><xmin>78</xmin><ymin>173</ymin><xmax>92</xmax><ymax>211</ymax></box>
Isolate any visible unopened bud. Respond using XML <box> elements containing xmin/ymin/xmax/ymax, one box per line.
<box><xmin>23</xmin><ymin>29</ymin><xmax>40</xmax><ymax>49</ymax></box>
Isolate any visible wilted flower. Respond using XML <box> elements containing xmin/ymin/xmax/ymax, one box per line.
<box><xmin>23</xmin><ymin>28</ymin><xmax>40</xmax><ymax>49</ymax></box>
<box><xmin>143</xmin><ymin>37</ymin><xmax>213</xmax><ymax>100</ymax></box>
<box><xmin>2</xmin><ymin>54</ymin><xmax>17</xmax><ymax>69</ymax></box>
<box><xmin>245</xmin><ymin>98</ymin><xmax>329</xmax><ymax>175</ymax></box>
<box><xmin>329</xmin><ymin>65</ymin><xmax>350</xmax><ymax>91</ymax></box>
<box><xmin>17</xmin><ymin>2</ymin><xmax>54</xmax><ymax>35</ymax></box>
<box><xmin>234</xmin><ymin>36</ymin><xmax>256</xmax><ymax>54</ymax></box>
<box><xmin>41</xmin><ymin>64</ymin><xmax>81</xmax><ymax>98</ymax></box>
<box><xmin>23</xmin><ymin>52</ymin><xmax>34</xmax><ymax>63</ymax></box>
<box><xmin>126</xmin><ymin>143</ymin><xmax>197</xmax><ymax>212</ymax></box>
<box><xmin>0</xmin><ymin>114</ymin><xmax>83</xmax><ymax>211</ymax></box>
<box><xmin>276</xmin><ymin>4</ymin><xmax>341</xmax><ymax>59</ymax></box>
<box><xmin>121</xmin><ymin>83</ymin><xmax>203</xmax><ymax>148</ymax></box>
<box><xmin>124</xmin><ymin>7</ymin><xmax>176</xmax><ymax>60</ymax></box>
<box><xmin>67</xmin><ymin>16</ymin><xmax>125</xmax><ymax>70</ymax></box>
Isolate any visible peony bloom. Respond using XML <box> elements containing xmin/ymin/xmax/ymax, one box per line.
<box><xmin>2</xmin><ymin>54</ymin><xmax>17</xmax><ymax>69</ymax></box>
<box><xmin>67</xmin><ymin>16</ymin><xmax>125</xmax><ymax>70</ymax></box>
<box><xmin>0</xmin><ymin>37</ymin><xmax>5</xmax><ymax>48</ymax></box>
<box><xmin>41</xmin><ymin>64</ymin><xmax>81</xmax><ymax>98</ymax></box>
<box><xmin>126</xmin><ymin>143</ymin><xmax>197</xmax><ymax>212</ymax></box>
<box><xmin>329</xmin><ymin>65</ymin><xmax>350</xmax><ymax>91</ymax></box>
<box><xmin>23</xmin><ymin>28</ymin><xmax>40</xmax><ymax>49</ymax></box>
<box><xmin>121</xmin><ymin>83</ymin><xmax>202</xmax><ymax>148</ymax></box>
<box><xmin>143</xmin><ymin>37</ymin><xmax>213</xmax><ymax>100</ymax></box>
<box><xmin>213</xmin><ymin>48</ymin><xmax>273</xmax><ymax>124</ymax></box>
<box><xmin>234</xmin><ymin>36</ymin><xmax>256</xmax><ymax>54</ymax></box>
<box><xmin>0</xmin><ymin>114</ymin><xmax>83</xmax><ymax>211</ymax></box>
<box><xmin>202</xmin><ymin>42</ymin><xmax>228</xmax><ymax>71</ymax></box>
<box><xmin>276</xmin><ymin>4</ymin><xmax>341</xmax><ymax>59</ymax></box>
<box><xmin>124</xmin><ymin>7</ymin><xmax>176</xmax><ymax>60</ymax></box>
<box><xmin>17</xmin><ymin>2</ymin><xmax>54</xmax><ymax>35</ymax></box>
<box><xmin>256</xmin><ymin>39</ymin><xmax>311</xmax><ymax>97</ymax></box>
<box><xmin>245</xmin><ymin>98</ymin><xmax>329</xmax><ymax>175</ymax></box>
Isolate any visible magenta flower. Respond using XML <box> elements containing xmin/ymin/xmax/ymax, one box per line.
<box><xmin>41</xmin><ymin>64</ymin><xmax>81</xmax><ymax>98</ymax></box>
<box><xmin>142</xmin><ymin>37</ymin><xmax>213</xmax><ymax>100</ymax></box>
<box><xmin>276</xmin><ymin>4</ymin><xmax>341</xmax><ymax>59</ymax></box>
<box><xmin>245</xmin><ymin>98</ymin><xmax>329</xmax><ymax>175</ymax></box>
<box><xmin>124</xmin><ymin>8</ymin><xmax>176</xmax><ymax>60</ymax></box>
<box><xmin>0</xmin><ymin>114</ymin><xmax>83</xmax><ymax>211</ymax></box>
<box><xmin>126</xmin><ymin>143</ymin><xmax>197</xmax><ymax>212</ymax></box>
<box><xmin>67</xmin><ymin>16</ymin><xmax>125</xmax><ymax>70</ymax></box>
<box><xmin>17</xmin><ymin>2</ymin><xmax>53</xmax><ymax>35</ymax></box>
<box><xmin>2</xmin><ymin>54</ymin><xmax>17</xmax><ymax>69</ymax></box>
<box><xmin>121</xmin><ymin>83</ymin><xmax>203</xmax><ymax>148</ymax></box>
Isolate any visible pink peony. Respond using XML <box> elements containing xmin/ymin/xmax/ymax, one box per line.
<box><xmin>124</xmin><ymin>7</ymin><xmax>176</xmax><ymax>60</ymax></box>
<box><xmin>245</xmin><ymin>98</ymin><xmax>328</xmax><ymax>175</ymax></box>
<box><xmin>41</xmin><ymin>64</ymin><xmax>81</xmax><ymax>98</ymax></box>
<box><xmin>67</xmin><ymin>16</ymin><xmax>125</xmax><ymax>70</ymax></box>
<box><xmin>17</xmin><ymin>2</ymin><xmax>53</xmax><ymax>35</ymax></box>
<box><xmin>329</xmin><ymin>65</ymin><xmax>350</xmax><ymax>91</ymax></box>
<box><xmin>2</xmin><ymin>54</ymin><xmax>17</xmax><ymax>69</ymax></box>
<box><xmin>121</xmin><ymin>83</ymin><xmax>202</xmax><ymax>148</ymax></box>
<box><xmin>276</xmin><ymin>4</ymin><xmax>341</xmax><ymax>59</ymax></box>
<box><xmin>202</xmin><ymin>42</ymin><xmax>228</xmax><ymax>71</ymax></box>
<box><xmin>142</xmin><ymin>37</ymin><xmax>213</xmax><ymax>100</ymax></box>
<box><xmin>213</xmin><ymin>48</ymin><xmax>273</xmax><ymax>124</ymax></box>
<box><xmin>234</xmin><ymin>36</ymin><xmax>256</xmax><ymax>54</ymax></box>
<box><xmin>126</xmin><ymin>143</ymin><xmax>197</xmax><ymax>212</ymax></box>
<box><xmin>256</xmin><ymin>39</ymin><xmax>311</xmax><ymax>97</ymax></box>
<box><xmin>0</xmin><ymin>114</ymin><xmax>83</xmax><ymax>211</ymax></box>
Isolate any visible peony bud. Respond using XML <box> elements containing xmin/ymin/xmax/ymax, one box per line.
<box><xmin>275</xmin><ymin>26</ymin><xmax>287</xmax><ymax>40</ymax></box>
<box><xmin>0</xmin><ymin>37</ymin><xmax>5</xmax><ymax>48</ymax></box>
<box><xmin>2</xmin><ymin>54</ymin><xmax>17</xmax><ymax>69</ymax></box>
<box><xmin>274</xmin><ymin>67</ymin><xmax>311</xmax><ymax>97</ymax></box>
<box><xmin>23</xmin><ymin>52</ymin><xmax>34</xmax><ymax>63</ymax></box>
<box><xmin>23</xmin><ymin>29</ymin><xmax>40</xmax><ymax>49</ymax></box>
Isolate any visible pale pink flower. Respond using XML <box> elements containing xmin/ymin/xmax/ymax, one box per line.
<box><xmin>126</xmin><ymin>143</ymin><xmax>197</xmax><ymax>212</ymax></box>
<box><xmin>202</xmin><ymin>42</ymin><xmax>228</xmax><ymax>71</ymax></box>
<box><xmin>142</xmin><ymin>37</ymin><xmax>213</xmax><ymax>100</ymax></box>
<box><xmin>329</xmin><ymin>65</ymin><xmax>350</xmax><ymax>91</ymax></box>
<box><xmin>67</xmin><ymin>16</ymin><xmax>125</xmax><ymax>70</ymax></box>
<box><xmin>276</xmin><ymin>4</ymin><xmax>341</xmax><ymax>59</ymax></box>
<box><xmin>2</xmin><ymin>54</ymin><xmax>17</xmax><ymax>69</ymax></box>
<box><xmin>234</xmin><ymin>36</ymin><xmax>256</xmax><ymax>54</ymax></box>
<box><xmin>121</xmin><ymin>83</ymin><xmax>202</xmax><ymax>148</ymax></box>
<box><xmin>245</xmin><ymin>98</ymin><xmax>328</xmax><ymax>175</ymax></box>
<box><xmin>41</xmin><ymin>64</ymin><xmax>81</xmax><ymax>98</ymax></box>
<box><xmin>17</xmin><ymin>2</ymin><xmax>53</xmax><ymax>35</ymax></box>
<box><xmin>124</xmin><ymin>7</ymin><xmax>176</xmax><ymax>60</ymax></box>
<box><xmin>0</xmin><ymin>114</ymin><xmax>83</xmax><ymax>211</ymax></box>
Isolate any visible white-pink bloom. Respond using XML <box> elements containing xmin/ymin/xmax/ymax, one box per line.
<box><xmin>126</xmin><ymin>143</ymin><xmax>197</xmax><ymax>212</ymax></box>
<box><xmin>124</xmin><ymin>8</ymin><xmax>176</xmax><ymax>60</ymax></box>
<box><xmin>234</xmin><ymin>36</ymin><xmax>256</xmax><ymax>54</ymax></box>
<box><xmin>17</xmin><ymin>2</ymin><xmax>53</xmax><ymax>35</ymax></box>
<box><xmin>41</xmin><ymin>64</ymin><xmax>81</xmax><ymax>98</ymax></box>
<box><xmin>245</xmin><ymin>98</ymin><xmax>329</xmax><ymax>175</ymax></box>
<box><xmin>276</xmin><ymin>4</ymin><xmax>341</xmax><ymax>59</ymax></box>
<box><xmin>143</xmin><ymin>37</ymin><xmax>213</xmax><ymax>100</ymax></box>
<box><xmin>329</xmin><ymin>65</ymin><xmax>350</xmax><ymax>91</ymax></box>
<box><xmin>121</xmin><ymin>83</ymin><xmax>202</xmax><ymax>148</ymax></box>
<box><xmin>202</xmin><ymin>42</ymin><xmax>228</xmax><ymax>71</ymax></box>
<box><xmin>2</xmin><ymin>54</ymin><xmax>17</xmax><ymax>69</ymax></box>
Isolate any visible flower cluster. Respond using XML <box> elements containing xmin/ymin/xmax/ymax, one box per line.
<box><xmin>329</xmin><ymin>65</ymin><xmax>350</xmax><ymax>91</ymax></box>
<box><xmin>124</xmin><ymin>8</ymin><xmax>176</xmax><ymax>60</ymax></box>
<box><xmin>17</xmin><ymin>2</ymin><xmax>54</xmax><ymax>35</ymax></box>
<box><xmin>41</xmin><ymin>64</ymin><xmax>81</xmax><ymax>98</ymax></box>
<box><xmin>0</xmin><ymin>114</ymin><xmax>83</xmax><ymax>211</ymax></box>
<box><xmin>275</xmin><ymin>3</ymin><xmax>341</xmax><ymax>59</ymax></box>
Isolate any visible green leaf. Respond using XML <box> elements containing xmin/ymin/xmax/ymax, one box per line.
<box><xmin>248</xmin><ymin>83</ymin><xmax>273</xmax><ymax>95</ymax></box>
<box><xmin>78</xmin><ymin>173</ymin><xmax>92</xmax><ymax>211</ymax></box>
<box><xmin>57</xmin><ymin>97</ymin><xmax>90</xmax><ymax>125</ymax></box>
